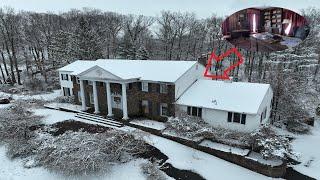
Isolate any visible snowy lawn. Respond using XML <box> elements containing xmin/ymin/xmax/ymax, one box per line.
<box><xmin>0</xmin><ymin>146</ymin><xmax>148</xmax><ymax>180</ymax></box>
<box><xmin>0</xmin><ymin>90</ymin><xmax>61</xmax><ymax>101</ymax></box>
<box><xmin>130</xmin><ymin>119</ymin><xmax>166</xmax><ymax>130</ymax></box>
<box><xmin>33</xmin><ymin>108</ymin><xmax>79</xmax><ymax>124</ymax></box>
<box><xmin>144</xmin><ymin>134</ymin><xmax>271</xmax><ymax>180</ymax></box>
<box><xmin>291</xmin><ymin>120</ymin><xmax>320</xmax><ymax>179</ymax></box>
<box><xmin>44</xmin><ymin>102</ymin><xmax>84</xmax><ymax>112</ymax></box>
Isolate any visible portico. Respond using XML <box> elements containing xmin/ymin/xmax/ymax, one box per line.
<box><xmin>76</xmin><ymin>66</ymin><xmax>134</xmax><ymax>120</ymax></box>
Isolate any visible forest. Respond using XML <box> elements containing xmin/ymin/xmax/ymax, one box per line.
<box><xmin>0</xmin><ymin>7</ymin><xmax>319</xmax><ymax>131</ymax></box>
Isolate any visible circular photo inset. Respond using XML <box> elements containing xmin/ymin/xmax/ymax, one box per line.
<box><xmin>221</xmin><ymin>7</ymin><xmax>310</xmax><ymax>52</ymax></box>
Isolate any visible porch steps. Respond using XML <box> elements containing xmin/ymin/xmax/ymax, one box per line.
<box><xmin>75</xmin><ymin>112</ymin><xmax>123</xmax><ymax>128</ymax></box>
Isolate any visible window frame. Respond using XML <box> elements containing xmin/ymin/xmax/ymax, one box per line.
<box><xmin>61</xmin><ymin>74</ymin><xmax>69</xmax><ymax>81</ymax></box>
<box><xmin>187</xmin><ymin>106</ymin><xmax>202</xmax><ymax>118</ymax></box>
<box><xmin>160</xmin><ymin>83</ymin><xmax>168</xmax><ymax>94</ymax></box>
<box><xmin>160</xmin><ymin>103</ymin><xmax>168</xmax><ymax>117</ymax></box>
<box><xmin>141</xmin><ymin>100</ymin><xmax>149</xmax><ymax>114</ymax></box>
<box><xmin>141</xmin><ymin>82</ymin><xmax>148</xmax><ymax>92</ymax></box>
<box><xmin>227</xmin><ymin>112</ymin><xmax>246</xmax><ymax>125</ymax></box>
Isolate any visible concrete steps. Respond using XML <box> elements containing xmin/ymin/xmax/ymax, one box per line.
<box><xmin>75</xmin><ymin>112</ymin><xmax>123</xmax><ymax>128</ymax></box>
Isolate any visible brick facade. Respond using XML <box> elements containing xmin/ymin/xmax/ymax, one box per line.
<box><xmin>72</xmin><ymin>76</ymin><xmax>175</xmax><ymax>121</ymax></box>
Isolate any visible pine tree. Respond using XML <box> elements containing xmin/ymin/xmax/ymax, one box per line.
<box><xmin>74</xmin><ymin>16</ymin><xmax>103</xmax><ymax>60</ymax></box>
<box><xmin>137</xmin><ymin>46</ymin><xmax>150</xmax><ymax>60</ymax></box>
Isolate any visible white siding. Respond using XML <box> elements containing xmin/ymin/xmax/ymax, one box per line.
<box><xmin>177</xmin><ymin>105</ymin><xmax>262</xmax><ymax>132</ymax></box>
<box><xmin>256</xmin><ymin>86</ymin><xmax>273</xmax><ymax>124</ymax></box>
<box><xmin>174</xmin><ymin>63</ymin><xmax>205</xmax><ymax>100</ymax></box>
<box><xmin>59</xmin><ymin>71</ymin><xmax>74</xmax><ymax>96</ymax></box>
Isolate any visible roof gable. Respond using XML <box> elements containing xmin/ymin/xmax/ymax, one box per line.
<box><xmin>78</xmin><ymin>65</ymin><xmax>123</xmax><ymax>80</ymax></box>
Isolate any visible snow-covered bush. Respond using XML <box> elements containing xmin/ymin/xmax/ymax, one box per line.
<box><xmin>0</xmin><ymin>101</ymin><xmax>43</xmax><ymax>158</ymax></box>
<box><xmin>32</xmin><ymin>129</ymin><xmax>148</xmax><ymax>176</ymax></box>
<box><xmin>141</xmin><ymin>161</ymin><xmax>167</xmax><ymax>180</ymax></box>
<box><xmin>166</xmin><ymin>111</ymin><xmax>251</xmax><ymax>147</ymax></box>
<box><xmin>286</xmin><ymin>119</ymin><xmax>310</xmax><ymax>134</ymax></box>
<box><xmin>53</xmin><ymin>95</ymin><xmax>75</xmax><ymax>103</ymax></box>
<box><xmin>249</xmin><ymin>125</ymin><xmax>296</xmax><ymax>160</ymax></box>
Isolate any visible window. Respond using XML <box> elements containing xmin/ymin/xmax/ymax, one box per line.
<box><xmin>78</xmin><ymin>91</ymin><xmax>82</xmax><ymax>102</ymax></box>
<box><xmin>76</xmin><ymin>77</ymin><xmax>80</xmax><ymax>84</ymax></box>
<box><xmin>233</xmin><ymin>113</ymin><xmax>240</xmax><ymax>123</ymax></box>
<box><xmin>141</xmin><ymin>100</ymin><xmax>149</xmax><ymax>114</ymax></box>
<box><xmin>88</xmin><ymin>81</ymin><xmax>93</xmax><ymax>86</ymax></box>
<box><xmin>187</xmin><ymin>106</ymin><xmax>202</xmax><ymax>118</ymax></box>
<box><xmin>141</xmin><ymin>82</ymin><xmax>148</xmax><ymax>92</ymax></box>
<box><xmin>260</xmin><ymin>107</ymin><xmax>267</xmax><ymax>123</ymax></box>
<box><xmin>227</xmin><ymin>112</ymin><xmax>246</xmax><ymax>125</ymax></box>
<box><xmin>160</xmin><ymin>84</ymin><xmax>168</xmax><ymax>94</ymax></box>
<box><xmin>127</xmin><ymin>83</ymin><xmax>133</xmax><ymax>90</ymax></box>
<box><xmin>160</xmin><ymin>103</ymin><xmax>168</xmax><ymax>116</ymax></box>
<box><xmin>89</xmin><ymin>93</ymin><xmax>94</xmax><ymax>104</ymax></box>
<box><xmin>63</xmin><ymin>87</ymin><xmax>70</xmax><ymax>96</ymax></box>
<box><xmin>61</xmin><ymin>74</ymin><xmax>68</xmax><ymax>81</ymax></box>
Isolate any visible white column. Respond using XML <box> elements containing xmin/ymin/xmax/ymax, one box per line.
<box><xmin>106</xmin><ymin>82</ymin><xmax>113</xmax><ymax>117</ymax></box>
<box><xmin>80</xmin><ymin>80</ymin><xmax>86</xmax><ymax>111</ymax></box>
<box><xmin>93</xmin><ymin>81</ymin><xmax>100</xmax><ymax>114</ymax></box>
<box><xmin>121</xmin><ymin>82</ymin><xmax>128</xmax><ymax>120</ymax></box>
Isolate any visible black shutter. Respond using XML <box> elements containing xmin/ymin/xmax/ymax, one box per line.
<box><xmin>66</xmin><ymin>74</ymin><xmax>69</xmax><ymax>81</ymax></box>
<box><xmin>241</xmin><ymin>114</ymin><xmax>246</xmax><ymax>124</ymax></box>
<box><xmin>138</xmin><ymin>82</ymin><xmax>142</xmax><ymax>90</ymax></box>
<box><xmin>156</xmin><ymin>103</ymin><xmax>160</xmax><ymax>116</ymax></box>
<box><xmin>148</xmin><ymin>101</ymin><xmax>153</xmax><ymax>115</ymax></box>
<box><xmin>198</xmin><ymin>108</ymin><xmax>202</xmax><ymax>118</ymax></box>
<box><xmin>156</xmin><ymin>84</ymin><xmax>160</xmax><ymax>93</ymax></box>
<box><xmin>227</xmin><ymin>112</ymin><xmax>232</xmax><ymax>122</ymax></box>
<box><xmin>61</xmin><ymin>74</ymin><xmax>63</xmax><ymax>80</ymax></box>
<box><xmin>187</xmin><ymin>106</ymin><xmax>191</xmax><ymax>115</ymax></box>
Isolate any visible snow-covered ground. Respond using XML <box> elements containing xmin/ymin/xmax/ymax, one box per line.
<box><xmin>291</xmin><ymin>120</ymin><xmax>320</xmax><ymax>179</ymax></box>
<box><xmin>144</xmin><ymin>134</ymin><xmax>270</xmax><ymax>180</ymax></box>
<box><xmin>130</xmin><ymin>119</ymin><xmax>166</xmax><ymax>130</ymax></box>
<box><xmin>0</xmin><ymin>90</ymin><xmax>61</xmax><ymax>101</ymax></box>
<box><xmin>199</xmin><ymin>139</ymin><xmax>250</xmax><ymax>156</ymax></box>
<box><xmin>0</xmin><ymin>146</ymin><xmax>148</xmax><ymax>180</ymax></box>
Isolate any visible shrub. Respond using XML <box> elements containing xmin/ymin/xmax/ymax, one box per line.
<box><xmin>24</xmin><ymin>77</ymin><xmax>47</xmax><ymax>92</ymax></box>
<box><xmin>53</xmin><ymin>95</ymin><xmax>75</xmax><ymax>103</ymax></box>
<box><xmin>249</xmin><ymin>125</ymin><xmax>297</xmax><ymax>160</ymax></box>
<box><xmin>32</xmin><ymin>129</ymin><xmax>148</xmax><ymax>176</ymax></box>
<box><xmin>166</xmin><ymin>111</ymin><xmax>251</xmax><ymax>147</ymax></box>
<box><xmin>141</xmin><ymin>161</ymin><xmax>167</xmax><ymax>180</ymax></box>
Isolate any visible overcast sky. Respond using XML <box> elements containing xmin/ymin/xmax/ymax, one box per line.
<box><xmin>0</xmin><ymin>0</ymin><xmax>319</xmax><ymax>18</ymax></box>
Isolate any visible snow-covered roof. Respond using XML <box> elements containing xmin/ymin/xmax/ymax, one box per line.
<box><xmin>176</xmin><ymin>79</ymin><xmax>271</xmax><ymax>114</ymax></box>
<box><xmin>58</xmin><ymin>60</ymin><xmax>97</xmax><ymax>73</ymax></box>
<box><xmin>58</xmin><ymin>59</ymin><xmax>198</xmax><ymax>83</ymax></box>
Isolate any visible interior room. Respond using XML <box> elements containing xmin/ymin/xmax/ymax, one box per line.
<box><xmin>222</xmin><ymin>7</ymin><xmax>310</xmax><ymax>52</ymax></box>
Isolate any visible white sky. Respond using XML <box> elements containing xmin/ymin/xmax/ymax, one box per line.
<box><xmin>0</xmin><ymin>0</ymin><xmax>319</xmax><ymax>18</ymax></box>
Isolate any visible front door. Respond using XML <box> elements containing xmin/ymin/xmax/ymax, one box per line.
<box><xmin>112</xmin><ymin>95</ymin><xmax>122</xmax><ymax>109</ymax></box>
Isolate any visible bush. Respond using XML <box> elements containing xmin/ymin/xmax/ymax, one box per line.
<box><xmin>286</xmin><ymin>119</ymin><xmax>310</xmax><ymax>134</ymax></box>
<box><xmin>32</xmin><ymin>129</ymin><xmax>148</xmax><ymax>176</ymax></box>
<box><xmin>53</xmin><ymin>95</ymin><xmax>75</xmax><ymax>103</ymax></box>
<box><xmin>166</xmin><ymin>111</ymin><xmax>251</xmax><ymax>147</ymax></box>
<box><xmin>249</xmin><ymin>125</ymin><xmax>297</xmax><ymax>160</ymax></box>
<box><xmin>141</xmin><ymin>161</ymin><xmax>167</xmax><ymax>180</ymax></box>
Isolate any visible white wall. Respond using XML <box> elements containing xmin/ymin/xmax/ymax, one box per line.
<box><xmin>256</xmin><ymin>86</ymin><xmax>274</xmax><ymax>124</ymax></box>
<box><xmin>59</xmin><ymin>71</ymin><xmax>74</xmax><ymax>96</ymax></box>
<box><xmin>174</xmin><ymin>63</ymin><xmax>205</xmax><ymax>100</ymax></box>
<box><xmin>177</xmin><ymin>105</ymin><xmax>263</xmax><ymax>132</ymax></box>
